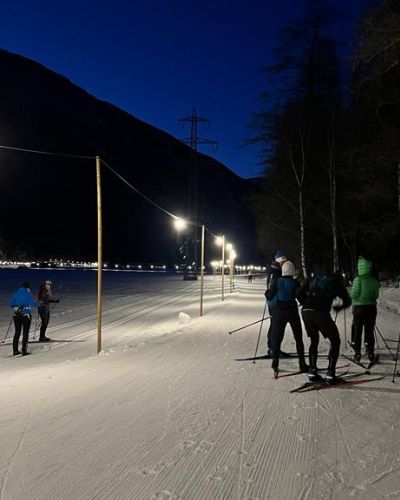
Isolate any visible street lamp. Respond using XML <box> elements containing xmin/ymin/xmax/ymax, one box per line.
<box><xmin>173</xmin><ymin>217</ymin><xmax>188</xmax><ymax>231</ymax></box>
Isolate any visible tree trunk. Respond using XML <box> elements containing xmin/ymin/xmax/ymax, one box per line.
<box><xmin>299</xmin><ymin>190</ymin><xmax>307</xmax><ymax>278</ymax></box>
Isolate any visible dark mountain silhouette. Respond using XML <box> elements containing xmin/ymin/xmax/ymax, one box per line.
<box><xmin>0</xmin><ymin>48</ymin><xmax>257</xmax><ymax>264</ymax></box>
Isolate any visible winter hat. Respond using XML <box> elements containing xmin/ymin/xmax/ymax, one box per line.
<box><xmin>281</xmin><ymin>261</ymin><xmax>296</xmax><ymax>277</ymax></box>
<box><xmin>274</xmin><ymin>250</ymin><xmax>287</xmax><ymax>263</ymax></box>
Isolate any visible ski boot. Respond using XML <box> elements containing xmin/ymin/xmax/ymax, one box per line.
<box><xmin>308</xmin><ymin>368</ymin><xmax>323</xmax><ymax>383</ymax></box>
<box><xmin>39</xmin><ymin>336</ymin><xmax>51</xmax><ymax>342</ymax></box>
<box><xmin>272</xmin><ymin>358</ymin><xmax>279</xmax><ymax>378</ymax></box>
<box><xmin>299</xmin><ymin>358</ymin><xmax>309</xmax><ymax>373</ymax></box>
<box><xmin>325</xmin><ymin>369</ymin><xmax>345</xmax><ymax>385</ymax></box>
<box><xmin>353</xmin><ymin>351</ymin><xmax>361</xmax><ymax>363</ymax></box>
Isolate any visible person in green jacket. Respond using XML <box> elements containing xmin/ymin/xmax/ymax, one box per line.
<box><xmin>350</xmin><ymin>257</ymin><xmax>380</xmax><ymax>362</ymax></box>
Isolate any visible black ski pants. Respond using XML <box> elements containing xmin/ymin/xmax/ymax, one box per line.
<box><xmin>270</xmin><ymin>308</ymin><xmax>305</xmax><ymax>363</ymax></box>
<box><xmin>267</xmin><ymin>305</ymin><xmax>274</xmax><ymax>350</ymax></box>
<box><xmin>301</xmin><ymin>309</ymin><xmax>340</xmax><ymax>370</ymax></box>
<box><xmin>13</xmin><ymin>314</ymin><xmax>31</xmax><ymax>354</ymax></box>
<box><xmin>352</xmin><ymin>305</ymin><xmax>377</xmax><ymax>354</ymax></box>
<box><xmin>38</xmin><ymin>306</ymin><xmax>50</xmax><ymax>339</ymax></box>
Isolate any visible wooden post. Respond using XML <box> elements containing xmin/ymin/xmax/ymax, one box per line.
<box><xmin>221</xmin><ymin>235</ymin><xmax>225</xmax><ymax>301</ymax></box>
<box><xmin>200</xmin><ymin>224</ymin><xmax>205</xmax><ymax>316</ymax></box>
<box><xmin>96</xmin><ymin>156</ymin><xmax>102</xmax><ymax>354</ymax></box>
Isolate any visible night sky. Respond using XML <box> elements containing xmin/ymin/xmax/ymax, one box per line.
<box><xmin>1</xmin><ymin>0</ymin><xmax>377</xmax><ymax>178</ymax></box>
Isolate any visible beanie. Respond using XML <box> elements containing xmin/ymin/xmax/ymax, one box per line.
<box><xmin>281</xmin><ymin>261</ymin><xmax>296</xmax><ymax>277</ymax></box>
<box><xmin>274</xmin><ymin>250</ymin><xmax>287</xmax><ymax>263</ymax></box>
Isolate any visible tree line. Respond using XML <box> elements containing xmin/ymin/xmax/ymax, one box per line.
<box><xmin>249</xmin><ymin>0</ymin><xmax>400</xmax><ymax>275</ymax></box>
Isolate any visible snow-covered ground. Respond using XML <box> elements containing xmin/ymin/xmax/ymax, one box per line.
<box><xmin>1</xmin><ymin>269</ymin><xmax>400</xmax><ymax>500</ymax></box>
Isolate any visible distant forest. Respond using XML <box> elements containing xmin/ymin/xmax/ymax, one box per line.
<box><xmin>249</xmin><ymin>0</ymin><xmax>399</xmax><ymax>275</ymax></box>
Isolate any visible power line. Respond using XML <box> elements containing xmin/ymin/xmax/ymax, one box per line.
<box><xmin>100</xmin><ymin>158</ymin><xmax>179</xmax><ymax>220</ymax></box>
<box><xmin>0</xmin><ymin>143</ymin><xmax>95</xmax><ymax>160</ymax></box>
<box><xmin>0</xmin><ymin>141</ymin><xmax>224</xmax><ymax>241</ymax></box>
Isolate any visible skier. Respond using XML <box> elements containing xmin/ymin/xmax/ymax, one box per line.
<box><xmin>296</xmin><ymin>264</ymin><xmax>351</xmax><ymax>383</ymax></box>
<box><xmin>8</xmin><ymin>281</ymin><xmax>38</xmax><ymax>356</ymax></box>
<box><xmin>350</xmin><ymin>257</ymin><xmax>379</xmax><ymax>362</ymax></box>
<box><xmin>37</xmin><ymin>280</ymin><xmax>60</xmax><ymax>342</ymax></box>
<box><xmin>266</xmin><ymin>260</ymin><xmax>308</xmax><ymax>375</ymax></box>
<box><xmin>265</xmin><ymin>250</ymin><xmax>290</xmax><ymax>357</ymax></box>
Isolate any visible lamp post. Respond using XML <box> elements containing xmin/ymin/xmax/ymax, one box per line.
<box><xmin>216</xmin><ymin>235</ymin><xmax>225</xmax><ymax>301</ymax></box>
<box><xmin>200</xmin><ymin>224</ymin><xmax>205</xmax><ymax>316</ymax></box>
<box><xmin>96</xmin><ymin>156</ymin><xmax>102</xmax><ymax>354</ymax></box>
<box><xmin>226</xmin><ymin>243</ymin><xmax>233</xmax><ymax>293</ymax></box>
<box><xmin>229</xmin><ymin>249</ymin><xmax>236</xmax><ymax>293</ymax></box>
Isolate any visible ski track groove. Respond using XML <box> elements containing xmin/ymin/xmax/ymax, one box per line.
<box><xmin>0</xmin><ymin>399</ymin><xmax>33</xmax><ymax>500</ymax></box>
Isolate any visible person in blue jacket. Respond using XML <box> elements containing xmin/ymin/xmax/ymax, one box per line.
<box><xmin>8</xmin><ymin>281</ymin><xmax>38</xmax><ymax>355</ymax></box>
<box><xmin>266</xmin><ymin>261</ymin><xmax>308</xmax><ymax>374</ymax></box>
<box><xmin>265</xmin><ymin>250</ymin><xmax>290</xmax><ymax>357</ymax></box>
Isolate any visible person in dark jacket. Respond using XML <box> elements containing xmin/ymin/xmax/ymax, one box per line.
<box><xmin>350</xmin><ymin>257</ymin><xmax>380</xmax><ymax>362</ymax></box>
<box><xmin>37</xmin><ymin>280</ymin><xmax>60</xmax><ymax>342</ymax></box>
<box><xmin>266</xmin><ymin>261</ymin><xmax>308</xmax><ymax>374</ymax></box>
<box><xmin>296</xmin><ymin>264</ymin><xmax>351</xmax><ymax>383</ymax></box>
<box><xmin>265</xmin><ymin>250</ymin><xmax>290</xmax><ymax>357</ymax></box>
<box><xmin>8</xmin><ymin>281</ymin><xmax>38</xmax><ymax>355</ymax></box>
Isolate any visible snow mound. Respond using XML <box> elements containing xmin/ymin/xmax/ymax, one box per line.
<box><xmin>178</xmin><ymin>312</ymin><xmax>191</xmax><ymax>324</ymax></box>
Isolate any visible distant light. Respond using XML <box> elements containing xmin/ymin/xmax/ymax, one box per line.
<box><xmin>226</xmin><ymin>243</ymin><xmax>233</xmax><ymax>252</ymax></box>
<box><xmin>138</xmin><ymin>265</ymin><xmax>142</xmax><ymax>269</ymax></box>
<box><xmin>173</xmin><ymin>218</ymin><xmax>188</xmax><ymax>231</ymax></box>
<box><xmin>215</xmin><ymin>236</ymin><xmax>224</xmax><ymax>246</ymax></box>
<box><xmin>115</xmin><ymin>264</ymin><xmax>119</xmax><ymax>268</ymax></box>
<box><xmin>150</xmin><ymin>265</ymin><xmax>154</xmax><ymax>269</ymax></box>
<box><xmin>127</xmin><ymin>265</ymin><xmax>130</xmax><ymax>269</ymax></box>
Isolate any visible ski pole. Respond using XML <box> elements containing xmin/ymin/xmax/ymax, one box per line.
<box><xmin>375</xmin><ymin>324</ymin><xmax>396</xmax><ymax>361</ymax></box>
<box><xmin>392</xmin><ymin>327</ymin><xmax>400</xmax><ymax>383</ymax></box>
<box><xmin>374</xmin><ymin>327</ymin><xmax>380</xmax><ymax>349</ymax></box>
<box><xmin>252</xmin><ymin>302</ymin><xmax>267</xmax><ymax>363</ymax></box>
<box><xmin>228</xmin><ymin>315</ymin><xmax>270</xmax><ymax>335</ymax></box>
<box><xmin>343</xmin><ymin>308</ymin><xmax>347</xmax><ymax>345</ymax></box>
<box><xmin>1</xmin><ymin>316</ymin><xmax>14</xmax><ymax>344</ymax></box>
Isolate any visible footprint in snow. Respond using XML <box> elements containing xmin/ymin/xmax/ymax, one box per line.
<box><xmin>141</xmin><ymin>461</ymin><xmax>174</xmax><ymax>476</ymax></box>
<box><xmin>207</xmin><ymin>465</ymin><xmax>228</xmax><ymax>482</ymax></box>
<box><xmin>151</xmin><ymin>491</ymin><xmax>180</xmax><ymax>500</ymax></box>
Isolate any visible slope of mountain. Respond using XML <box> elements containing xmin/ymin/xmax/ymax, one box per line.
<box><xmin>0</xmin><ymin>49</ymin><xmax>257</xmax><ymax>264</ymax></box>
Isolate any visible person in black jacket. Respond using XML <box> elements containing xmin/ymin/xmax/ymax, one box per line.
<box><xmin>37</xmin><ymin>280</ymin><xmax>60</xmax><ymax>342</ymax></box>
<box><xmin>266</xmin><ymin>261</ymin><xmax>308</xmax><ymax>375</ymax></box>
<box><xmin>296</xmin><ymin>264</ymin><xmax>351</xmax><ymax>383</ymax></box>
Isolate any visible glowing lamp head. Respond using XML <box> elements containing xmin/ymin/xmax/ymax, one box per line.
<box><xmin>215</xmin><ymin>236</ymin><xmax>224</xmax><ymax>246</ymax></box>
<box><xmin>174</xmin><ymin>218</ymin><xmax>187</xmax><ymax>231</ymax></box>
